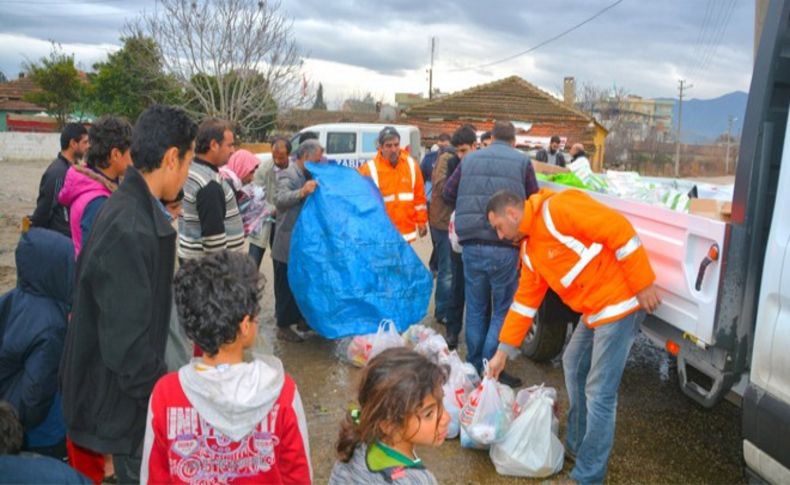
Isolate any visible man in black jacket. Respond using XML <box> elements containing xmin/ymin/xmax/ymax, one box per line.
<box><xmin>30</xmin><ymin>123</ymin><xmax>89</xmax><ymax>237</ymax></box>
<box><xmin>60</xmin><ymin>105</ymin><xmax>197</xmax><ymax>483</ymax></box>
<box><xmin>534</xmin><ymin>135</ymin><xmax>566</xmax><ymax>167</ymax></box>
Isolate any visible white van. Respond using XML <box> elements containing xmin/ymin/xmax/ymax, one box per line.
<box><xmin>256</xmin><ymin>123</ymin><xmax>423</xmax><ymax>169</ymax></box>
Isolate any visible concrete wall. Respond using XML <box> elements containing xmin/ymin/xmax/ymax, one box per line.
<box><xmin>0</xmin><ymin>132</ymin><xmax>59</xmax><ymax>161</ymax></box>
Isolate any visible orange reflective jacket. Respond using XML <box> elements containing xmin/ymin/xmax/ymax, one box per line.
<box><xmin>359</xmin><ymin>149</ymin><xmax>427</xmax><ymax>242</ymax></box>
<box><xmin>499</xmin><ymin>188</ymin><xmax>656</xmax><ymax>349</ymax></box>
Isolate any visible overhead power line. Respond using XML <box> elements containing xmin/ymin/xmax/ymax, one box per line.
<box><xmin>450</xmin><ymin>0</ymin><xmax>625</xmax><ymax>72</ymax></box>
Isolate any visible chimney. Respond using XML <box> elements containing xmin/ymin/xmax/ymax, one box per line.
<box><xmin>18</xmin><ymin>72</ymin><xmax>25</xmax><ymax>79</ymax></box>
<box><xmin>563</xmin><ymin>76</ymin><xmax>576</xmax><ymax>106</ymax></box>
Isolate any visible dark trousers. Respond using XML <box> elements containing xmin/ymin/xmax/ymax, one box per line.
<box><xmin>447</xmin><ymin>250</ymin><xmax>465</xmax><ymax>338</ymax></box>
<box><xmin>249</xmin><ymin>223</ymin><xmax>275</xmax><ymax>269</ymax></box>
<box><xmin>273</xmin><ymin>259</ymin><xmax>303</xmax><ymax>328</ymax></box>
<box><xmin>249</xmin><ymin>243</ymin><xmax>265</xmax><ymax>268</ymax></box>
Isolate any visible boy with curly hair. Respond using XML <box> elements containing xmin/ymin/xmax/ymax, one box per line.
<box><xmin>141</xmin><ymin>251</ymin><xmax>311</xmax><ymax>484</ymax></box>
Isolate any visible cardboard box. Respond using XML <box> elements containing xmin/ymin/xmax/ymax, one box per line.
<box><xmin>689</xmin><ymin>199</ymin><xmax>732</xmax><ymax>222</ymax></box>
<box><xmin>532</xmin><ymin>160</ymin><xmax>570</xmax><ymax>175</ymax></box>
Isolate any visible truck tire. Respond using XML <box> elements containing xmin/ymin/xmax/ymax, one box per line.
<box><xmin>521</xmin><ymin>289</ymin><xmax>581</xmax><ymax>362</ymax></box>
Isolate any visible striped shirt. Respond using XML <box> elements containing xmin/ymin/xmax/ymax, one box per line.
<box><xmin>178</xmin><ymin>158</ymin><xmax>245</xmax><ymax>260</ymax></box>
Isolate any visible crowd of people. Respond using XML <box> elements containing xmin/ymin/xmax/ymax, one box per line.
<box><xmin>0</xmin><ymin>105</ymin><xmax>661</xmax><ymax>485</ymax></box>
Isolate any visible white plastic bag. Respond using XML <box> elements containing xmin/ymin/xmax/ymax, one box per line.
<box><xmin>414</xmin><ymin>333</ymin><xmax>450</xmax><ymax>362</ymax></box>
<box><xmin>514</xmin><ymin>385</ymin><xmax>559</xmax><ymax>435</ymax></box>
<box><xmin>448</xmin><ymin>211</ymin><xmax>462</xmax><ymax>253</ymax></box>
<box><xmin>369</xmin><ymin>320</ymin><xmax>404</xmax><ymax>360</ymax></box>
<box><xmin>491</xmin><ymin>388</ymin><xmax>564</xmax><ymax>477</ymax></box>
<box><xmin>460</xmin><ymin>369</ymin><xmax>512</xmax><ymax>449</ymax></box>
<box><xmin>342</xmin><ymin>335</ymin><xmax>373</xmax><ymax>367</ymax></box>
<box><xmin>441</xmin><ymin>351</ymin><xmax>476</xmax><ymax>439</ymax></box>
<box><xmin>402</xmin><ymin>324</ymin><xmax>437</xmax><ymax>347</ymax></box>
<box><xmin>567</xmin><ymin>157</ymin><xmax>607</xmax><ymax>192</ymax></box>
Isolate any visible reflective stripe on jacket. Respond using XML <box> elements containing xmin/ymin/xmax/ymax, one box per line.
<box><xmin>499</xmin><ymin>188</ymin><xmax>656</xmax><ymax>348</ymax></box>
<box><xmin>359</xmin><ymin>149</ymin><xmax>427</xmax><ymax>242</ymax></box>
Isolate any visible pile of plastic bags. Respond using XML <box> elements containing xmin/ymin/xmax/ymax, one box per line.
<box><xmin>539</xmin><ymin>159</ymin><xmax>735</xmax><ymax>216</ymax></box>
<box><xmin>338</xmin><ymin>323</ymin><xmax>565</xmax><ymax>478</ymax></box>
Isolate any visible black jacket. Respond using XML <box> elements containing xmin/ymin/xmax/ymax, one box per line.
<box><xmin>0</xmin><ymin>228</ymin><xmax>73</xmax><ymax>434</ymax></box>
<box><xmin>534</xmin><ymin>148</ymin><xmax>566</xmax><ymax>167</ymax></box>
<box><xmin>60</xmin><ymin>166</ymin><xmax>176</xmax><ymax>455</ymax></box>
<box><xmin>31</xmin><ymin>153</ymin><xmax>72</xmax><ymax>237</ymax></box>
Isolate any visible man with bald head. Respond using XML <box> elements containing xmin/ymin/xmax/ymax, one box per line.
<box><xmin>569</xmin><ymin>143</ymin><xmax>589</xmax><ymax>164</ymax></box>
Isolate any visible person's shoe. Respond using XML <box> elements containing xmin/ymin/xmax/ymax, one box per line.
<box><xmin>498</xmin><ymin>371</ymin><xmax>523</xmax><ymax>388</ymax></box>
<box><xmin>277</xmin><ymin>326</ymin><xmax>303</xmax><ymax>342</ymax></box>
<box><xmin>296</xmin><ymin>319</ymin><xmax>311</xmax><ymax>333</ymax></box>
<box><xmin>446</xmin><ymin>332</ymin><xmax>459</xmax><ymax>350</ymax></box>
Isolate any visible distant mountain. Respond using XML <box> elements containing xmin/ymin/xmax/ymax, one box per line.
<box><xmin>657</xmin><ymin>91</ymin><xmax>747</xmax><ymax>144</ymax></box>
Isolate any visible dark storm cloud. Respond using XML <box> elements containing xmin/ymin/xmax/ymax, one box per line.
<box><xmin>0</xmin><ymin>0</ymin><xmax>755</xmax><ymax>98</ymax></box>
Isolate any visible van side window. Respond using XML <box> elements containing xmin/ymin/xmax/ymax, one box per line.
<box><xmin>326</xmin><ymin>132</ymin><xmax>356</xmax><ymax>154</ymax></box>
<box><xmin>361</xmin><ymin>132</ymin><xmax>379</xmax><ymax>153</ymax></box>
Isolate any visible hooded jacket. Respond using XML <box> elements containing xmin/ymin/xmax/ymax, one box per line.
<box><xmin>58</xmin><ymin>165</ymin><xmax>118</xmax><ymax>257</ymax></box>
<box><xmin>60</xmin><ymin>166</ymin><xmax>176</xmax><ymax>455</ymax></box>
<box><xmin>141</xmin><ymin>355</ymin><xmax>311</xmax><ymax>484</ymax></box>
<box><xmin>498</xmin><ymin>189</ymin><xmax>655</xmax><ymax>354</ymax></box>
<box><xmin>0</xmin><ymin>228</ymin><xmax>74</xmax><ymax>447</ymax></box>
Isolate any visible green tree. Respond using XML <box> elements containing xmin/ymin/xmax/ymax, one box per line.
<box><xmin>0</xmin><ymin>71</ymin><xmax>7</xmax><ymax>83</ymax></box>
<box><xmin>24</xmin><ymin>44</ymin><xmax>82</xmax><ymax>128</ymax></box>
<box><xmin>312</xmin><ymin>83</ymin><xmax>327</xmax><ymax>110</ymax></box>
<box><xmin>88</xmin><ymin>35</ymin><xmax>176</xmax><ymax>122</ymax></box>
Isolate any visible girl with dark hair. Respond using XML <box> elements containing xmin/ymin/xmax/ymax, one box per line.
<box><xmin>330</xmin><ymin>348</ymin><xmax>450</xmax><ymax>484</ymax></box>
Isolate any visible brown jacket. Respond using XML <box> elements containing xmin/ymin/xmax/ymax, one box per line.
<box><xmin>429</xmin><ymin>151</ymin><xmax>457</xmax><ymax>230</ymax></box>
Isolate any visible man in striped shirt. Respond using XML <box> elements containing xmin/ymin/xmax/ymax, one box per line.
<box><xmin>178</xmin><ymin>118</ymin><xmax>244</xmax><ymax>261</ymax></box>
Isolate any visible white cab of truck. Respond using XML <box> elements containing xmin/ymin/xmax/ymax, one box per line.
<box><xmin>527</xmin><ymin>1</ymin><xmax>790</xmax><ymax>482</ymax></box>
<box><xmin>255</xmin><ymin>123</ymin><xmax>423</xmax><ymax>170</ymax></box>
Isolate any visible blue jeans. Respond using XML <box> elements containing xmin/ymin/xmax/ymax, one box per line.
<box><xmin>562</xmin><ymin>310</ymin><xmax>645</xmax><ymax>484</ymax></box>
<box><xmin>461</xmin><ymin>244</ymin><xmax>519</xmax><ymax>374</ymax></box>
<box><xmin>430</xmin><ymin>226</ymin><xmax>453</xmax><ymax>322</ymax></box>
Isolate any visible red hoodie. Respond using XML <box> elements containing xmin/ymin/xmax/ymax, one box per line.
<box><xmin>141</xmin><ymin>357</ymin><xmax>311</xmax><ymax>484</ymax></box>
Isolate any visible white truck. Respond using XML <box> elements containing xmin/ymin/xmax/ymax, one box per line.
<box><xmin>525</xmin><ymin>2</ymin><xmax>790</xmax><ymax>482</ymax></box>
<box><xmin>256</xmin><ymin>123</ymin><xmax>423</xmax><ymax>170</ymax></box>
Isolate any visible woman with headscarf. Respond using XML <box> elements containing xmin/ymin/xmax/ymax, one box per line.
<box><xmin>220</xmin><ymin>149</ymin><xmax>273</xmax><ymax>239</ymax></box>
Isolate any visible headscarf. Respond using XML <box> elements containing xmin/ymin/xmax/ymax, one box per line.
<box><xmin>220</xmin><ymin>149</ymin><xmax>260</xmax><ymax>190</ymax></box>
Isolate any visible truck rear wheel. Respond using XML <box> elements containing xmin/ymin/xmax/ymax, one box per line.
<box><xmin>521</xmin><ymin>290</ymin><xmax>581</xmax><ymax>362</ymax></box>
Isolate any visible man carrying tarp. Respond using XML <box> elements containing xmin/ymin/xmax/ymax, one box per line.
<box><xmin>359</xmin><ymin>126</ymin><xmax>428</xmax><ymax>243</ymax></box>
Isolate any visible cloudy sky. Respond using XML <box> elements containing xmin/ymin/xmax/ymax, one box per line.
<box><xmin>0</xmin><ymin>0</ymin><xmax>755</xmax><ymax>106</ymax></box>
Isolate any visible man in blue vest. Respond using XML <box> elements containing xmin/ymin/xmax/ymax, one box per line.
<box><xmin>442</xmin><ymin>121</ymin><xmax>538</xmax><ymax>387</ymax></box>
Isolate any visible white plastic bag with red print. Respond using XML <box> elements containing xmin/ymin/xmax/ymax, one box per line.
<box><xmin>441</xmin><ymin>351</ymin><xmax>479</xmax><ymax>439</ymax></box>
<box><xmin>459</xmin><ymin>362</ymin><xmax>511</xmax><ymax>449</ymax></box>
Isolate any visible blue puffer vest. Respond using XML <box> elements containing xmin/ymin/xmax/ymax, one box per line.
<box><xmin>454</xmin><ymin>141</ymin><xmax>530</xmax><ymax>244</ymax></box>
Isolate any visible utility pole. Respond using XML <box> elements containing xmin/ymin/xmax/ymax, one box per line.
<box><xmin>428</xmin><ymin>37</ymin><xmax>435</xmax><ymax>100</ymax></box>
<box><xmin>725</xmin><ymin>115</ymin><xmax>736</xmax><ymax>175</ymax></box>
<box><xmin>674</xmin><ymin>79</ymin><xmax>691</xmax><ymax>177</ymax></box>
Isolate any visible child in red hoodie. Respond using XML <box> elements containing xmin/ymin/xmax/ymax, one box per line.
<box><xmin>140</xmin><ymin>251</ymin><xmax>311</xmax><ymax>484</ymax></box>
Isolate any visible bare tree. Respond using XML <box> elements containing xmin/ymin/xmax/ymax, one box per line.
<box><xmin>576</xmin><ymin>82</ymin><xmax>645</xmax><ymax>167</ymax></box>
<box><xmin>127</xmin><ymin>0</ymin><xmax>305</xmax><ymax>138</ymax></box>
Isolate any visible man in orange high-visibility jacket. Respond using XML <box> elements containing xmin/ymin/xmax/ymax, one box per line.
<box><xmin>486</xmin><ymin>189</ymin><xmax>661</xmax><ymax>484</ymax></box>
<box><xmin>359</xmin><ymin>126</ymin><xmax>428</xmax><ymax>243</ymax></box>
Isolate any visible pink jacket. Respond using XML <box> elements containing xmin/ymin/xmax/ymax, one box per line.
<box><xmin>58</xmin><ymin>166</ymin><xmax>116</xmax><ymax>257</ymax></box>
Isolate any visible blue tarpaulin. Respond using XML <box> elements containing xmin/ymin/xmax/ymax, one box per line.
<box><xmin>288</xmin><ymin>162</ymin><xmax>432</xmax><ymax>339</ymax></box>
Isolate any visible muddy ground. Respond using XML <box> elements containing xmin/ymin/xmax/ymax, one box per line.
<box><xmin>0</xmin><ymin>159</ymin><xmax>744</xmax><ymax>484</ymax></box>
